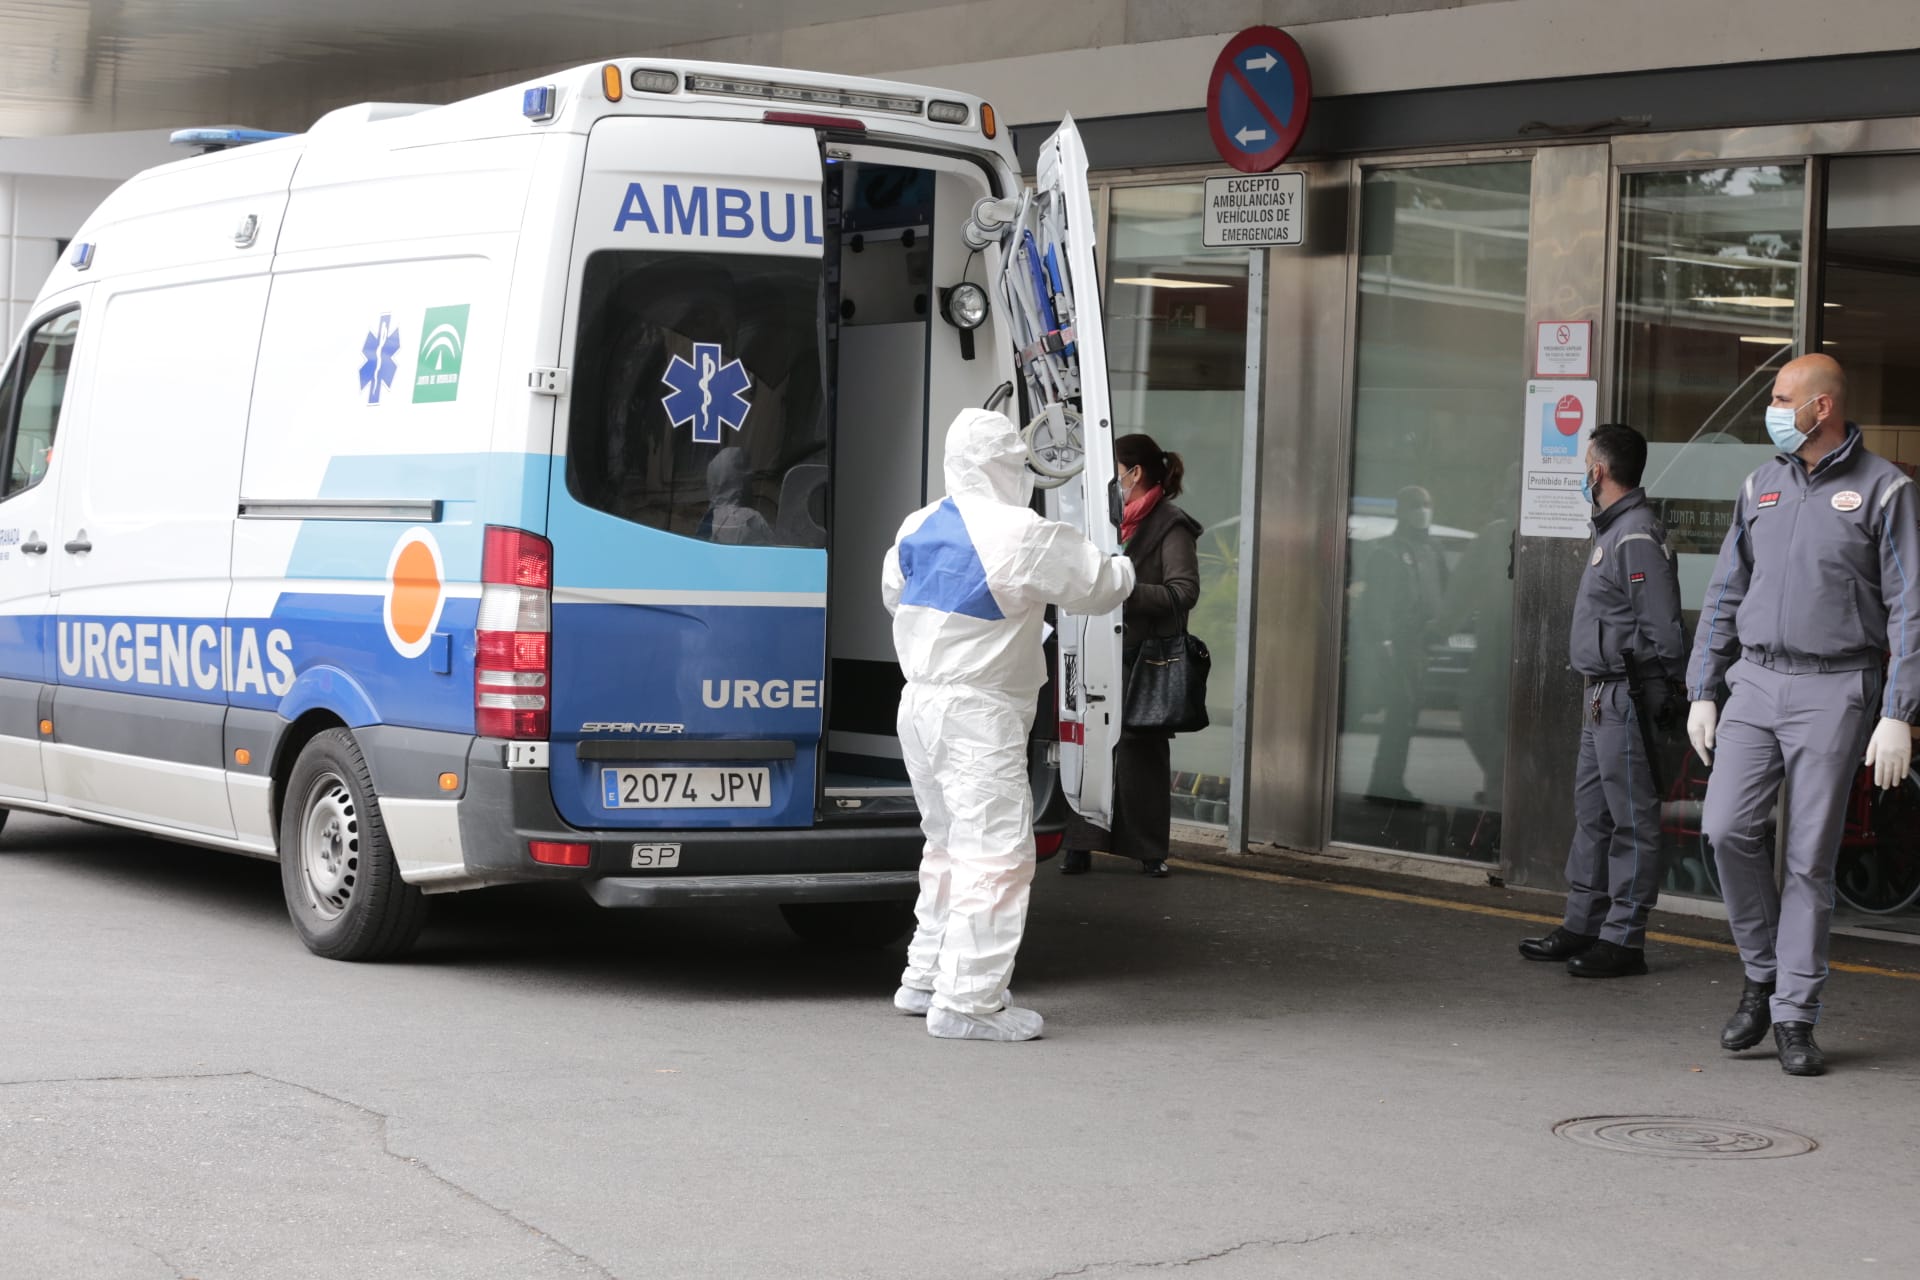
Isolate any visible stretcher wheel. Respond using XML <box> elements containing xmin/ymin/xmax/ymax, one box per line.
<box><xmin>1023</xmin><ymin>404</ymin><xmax>1084</xmax><ymax>489</ymax></box>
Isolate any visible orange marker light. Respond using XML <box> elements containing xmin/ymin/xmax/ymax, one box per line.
<box><xmin>234</xmin><ymin>748</ymin><xmax>252</xmax><ymax>766</ymax></box>
<box><xmin>39</xmin><ymin>719</ymin><xmax>52</xmax><ymax>735</ymax></box>
<box><xmin>980</xmin><ymin>102</ymin><xmax>997</xmax><ymax>139</ymax></box>
<box><xmin>439</xmin><ymin>772</ymin><xmax>460</xmax><ymax>792</ymax></box>
<box><xmin>602</xmin><ymin>64</ymin><xmax>624</xmax><ymax>102</ymax></box>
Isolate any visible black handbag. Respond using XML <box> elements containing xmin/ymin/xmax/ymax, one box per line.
<box><xmin>1124</xmin><ymin>626</ymin><xmax>1211</xmax><ymax>734</ymax></box>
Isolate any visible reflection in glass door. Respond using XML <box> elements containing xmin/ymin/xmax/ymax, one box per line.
<box><xmin>1818</xmin><ymin>154</ymin><xmax>1920</xmax><ymax>932</ymax></box>
<box><xmin>1613</xmin><ymin>163</ymin><xmax>1806</xmax><ymax>900</ymax></box>
<box><xmin>1332</xmin><ymin>162</ymin><xmax>1531</xmax><ymax>858</ymax></box>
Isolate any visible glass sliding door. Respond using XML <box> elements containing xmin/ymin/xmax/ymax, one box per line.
<box><xmin>1332</xmin><ymin>161</ymin><xmax>1531</xmax><ymax>858</ymax></box>
<box><xmin>1613</xmin><ymin>163</ymin><xmax>1807</xmax><ymax>900</ymax></box>
<box><xmin>1105</xmin><ymin>184</ymin><xmax>1253</xmax><ymax>827</ymax></box>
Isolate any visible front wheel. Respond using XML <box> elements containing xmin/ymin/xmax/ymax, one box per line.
<box><xmin>780</xmin><ymin>900</ymin><xmax>914</xmax><ymax>949</ymax></box>
<box><xmin>279</xmin><ymin>728</ymin><xmax>427</xmax><ymax>960</ymax></box>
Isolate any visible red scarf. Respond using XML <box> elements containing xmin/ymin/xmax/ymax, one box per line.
<box><xmin>1121</xmin><ymin>484</ymin><xmax>1164</xmax><ymax>545</ymax></box>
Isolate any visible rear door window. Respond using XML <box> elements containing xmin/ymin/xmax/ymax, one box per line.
<box><xmin>567</xmin><ymin>250</ymin><xmax>828</xmax><ymax>549</ymax></box>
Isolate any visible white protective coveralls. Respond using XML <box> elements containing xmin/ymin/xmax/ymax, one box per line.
<box><xmin>882</xmin><ymin>408</ymin><xmax>1135</xmax><ymax>1039</ymax></box>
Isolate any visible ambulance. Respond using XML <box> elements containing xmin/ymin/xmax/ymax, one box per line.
<box><xmin>0</xmin><ymin>60</ymin><xmax>1122</xmax><ymax>959</ymax></box>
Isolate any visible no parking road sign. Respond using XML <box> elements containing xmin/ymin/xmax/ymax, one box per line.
<box><xmin>1207</xmin><ymin>26</ymin><xmax>1312</xmax><ymax>173</ymax></box>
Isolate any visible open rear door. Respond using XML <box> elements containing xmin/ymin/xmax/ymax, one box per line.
<box><xmin>995</xmin><ymin>115</ymin><xmax>1122</xmax><ymax>827</ymax></box>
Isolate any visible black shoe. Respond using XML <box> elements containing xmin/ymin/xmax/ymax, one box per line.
<box><xmin>1517</xmin><ymin>927</ymin><xmax>1597</xmax><ymax>962</ymax></box>
<box><xmin>1773</xmin><ymin>1021</ymin><xmax>1826</xmax><ymax>1076</ymax></box>
<box><xmin>1566</xmin><ymin>939</ymin><xmax>1648</xmax><ymax>978</ymax></box>
<box><xmin>1141</xmin><ymin>859</ymin><xmax>1170</xmax><ymax>878</ymax></box>
<box><xmin>1720</xmin><ymin>978</ymin><xmax>1776</xmax><ymax>1052</ymax></box>
<box><xmin>1059</xmin><ymin>850</ymin><xmax>1091</xmax><ymax>876</ymax></box>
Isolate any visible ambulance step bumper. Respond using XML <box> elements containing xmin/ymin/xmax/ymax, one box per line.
<box><xmin>585</xmin><ymin>870</ymin><xmax>918</xmax><ymax>908</ymax></box>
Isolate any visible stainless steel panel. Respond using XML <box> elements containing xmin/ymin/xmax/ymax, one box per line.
<box><xmin>1500</xmin><ymin>143</ymin><xmax>1611</xmax><ymax>889</ymax></box>
<box><xmin>1226</xmin><ymin>246</ymin><xmax>1266</xmax><ymax>854</ymax></box>
<box><xmin>1244</xmin><ymin>161</ymin><xmax>1353</xmax><ymax>852</ymax></box>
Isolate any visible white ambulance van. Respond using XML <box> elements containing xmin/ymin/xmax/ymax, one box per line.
<box><xmin>0</xmin><ymin>60</ymin><xmax>1122</xmax><ymax>959</ymax></box>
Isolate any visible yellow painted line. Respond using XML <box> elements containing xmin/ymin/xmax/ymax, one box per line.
<box><xmin>1170</xmin><ymin>858</ymin><xmax>1920</xmax><ymax>983</ymax></box>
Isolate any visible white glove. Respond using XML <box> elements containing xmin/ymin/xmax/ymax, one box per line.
<box><xmin>1864</xmin><ymin>717</ymin><xmax>1913</xmax><ymax>791</ymax></box>
<box><xmin>1687</xmin><ymin>700</ymin><xmax>1718</xmax><ymax>767</ymax></box>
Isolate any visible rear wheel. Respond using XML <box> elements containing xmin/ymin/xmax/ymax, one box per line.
<box><xmin>780</xmin><ymin>900</ymin><xmax>914</xmax><ymax>949</ymax></box>
<box><xmin>279</xmin><ymin>728</ymin><xmax>427</xmax><ymax>960</ymax></box>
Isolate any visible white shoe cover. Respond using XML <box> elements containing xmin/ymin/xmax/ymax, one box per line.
<box><xmin>896</xmin><ymin>986</ymin><xmax>1015</xmax><ymax>1017</ymax></box>
<box><xmin>926</xmin><ymin>1003</ymin><xmax>1044</xmax><ymax>1041</ymax></box>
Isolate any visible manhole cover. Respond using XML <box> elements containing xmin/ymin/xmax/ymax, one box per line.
<box><xmin>1554</xmin><ymin>1116</ymin><xmax>1816</xmax><ymax>1160</ymax></box>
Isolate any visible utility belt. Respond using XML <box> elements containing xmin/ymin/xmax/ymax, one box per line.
<box><xmin>1741</xmin><ymin>647</ymin><xmax>1879</xmax><ymax>676</ymax></box>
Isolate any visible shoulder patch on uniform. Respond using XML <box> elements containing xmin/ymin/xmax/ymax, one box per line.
<box><xmin>1590</xmin><ymin>545</ymin><xmax>1603</xmax><ymax>566</ymax></box>
<box><xmin>1756</xmin><ymin>491</ymin><xmax>1781</xmax><ymax>509</ymax></box>
<box><xmin>1832</xmin><ymin>490</ymin><xmax>1863</xmax><ymax>512</ymax></box>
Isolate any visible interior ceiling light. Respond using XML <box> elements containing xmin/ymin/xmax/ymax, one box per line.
<box><xmin>1738</xmin><ymin>335</ymin><xmax>1794</xmax><ymax>346</ymax></box>
<box><xmin>1694</xmin><ymin>295</ymin><xmax>1796</xmax><ymax>308</ymax></box>
<box><xmin>1111</xmin><ymin>277</ymin><xmax>1232</xmax><ymax>289</ymax></box>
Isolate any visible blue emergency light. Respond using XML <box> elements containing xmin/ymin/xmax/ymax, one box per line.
<box><xmin>523</xmin><ymin>85</ymin><xmax>556</xmax><ymax>122</ymax></box>
<box><xmin>168</xmin><ymin>127</ymin><xmax>292</xmax><ymax>152</ymax></box>
<box><xmin>68</xmin><ymin>242</ymin><xmax>94</xmax><ymax>270</ymax></box>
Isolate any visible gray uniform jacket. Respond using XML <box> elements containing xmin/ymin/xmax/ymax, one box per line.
<box><xmin>1688</xmin><ymin>425</ymin><xmax>1920</xmax><ymax>723</ymax></box>
<box><xmin>1569</xmin><ymin>488</ymin><xmax>1687</xmax><ymax>680</ymax></box>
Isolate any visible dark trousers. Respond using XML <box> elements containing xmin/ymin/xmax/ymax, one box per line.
<box><xmin>1562</xmin><ymin>681</ymin><xmax>1664</xmax><ymax>948</ymax></box>
<box><xmin>1066</xmin><ymin>732</ymin><xmax>1172</xmax><ymax>861</ymax></box>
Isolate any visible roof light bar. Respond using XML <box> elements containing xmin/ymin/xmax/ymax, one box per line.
<box><xmin>928</xmin><ymin>99</ymin><xmax>970</xmax><ymax>126</ymax></box>
<box><xmin>168</xmin><ymin>127</ymin><xmax>291</xmax><ymax>152</ymax></box>
<box><xmin>683</xmin><ymin>73</ymin><xmax>922</xmax><ymax>117</ymax></box>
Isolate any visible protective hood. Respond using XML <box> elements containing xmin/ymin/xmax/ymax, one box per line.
<box><xmin>707</xmin><ymin>447</ymin><xmax>752</xmax><ymax>506</ymax></box>
<box><xmin>943</xmin><ymin>408</ymin><xmax>1034</xmax><ymax>508</ymax></box>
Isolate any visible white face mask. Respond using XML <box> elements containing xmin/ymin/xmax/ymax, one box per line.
<box><xmin>1765</xmin><ymin>396</ymin><xmax>1818</xmax><ymax>453</ymax></box>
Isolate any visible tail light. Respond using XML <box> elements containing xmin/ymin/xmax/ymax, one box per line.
<box><xmin>476</xmin><ymin>526</ymin><xmax>552</xmax><ymax>739</ymax></box>
<box><xmin>1035</xmin><ymin>831</ymin><xmax>1065</xmax><ymax>859</ymax></box>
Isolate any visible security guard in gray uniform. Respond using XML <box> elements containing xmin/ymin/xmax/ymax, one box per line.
<box><xmin>1688</xmin><ymin>354</ymin><xmax>1919</xmax><ymax>1077</ymax></box>
<box><xmin>1520</xmin><ymin>424</ymin><xmax>1685</xmax><ymax>978</ymax></box>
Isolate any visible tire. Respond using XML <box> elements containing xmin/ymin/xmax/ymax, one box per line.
<box><xmin>780</xmin><ymin>900</ymin><xmax>914</xmax><ymax>949</ymax></box>
<box><xmin>279</xmin><ymin>728</ymin><xmax>427</xmax><ymax>961</ymax></box>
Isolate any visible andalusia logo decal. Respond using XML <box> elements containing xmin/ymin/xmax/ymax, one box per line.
<box><xmin>413</xmin><ymin>304</ymin><xmax>470</xmax><ymax>403</ymax></box>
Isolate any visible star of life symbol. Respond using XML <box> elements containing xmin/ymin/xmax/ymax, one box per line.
<box><xmin>360</xmin><ymin>314</ymin><xmax>401</xmax><ymax>405</ymax></box>
<box><xmin>661</xmin><ymin>342</ymin><xmax>752</xmax><ymax>443</ymax></box>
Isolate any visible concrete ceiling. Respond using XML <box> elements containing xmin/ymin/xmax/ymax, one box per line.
<box><xmin>0</xmin><ymin>0</ymin><xmax>964</xmax><ymax>135</ymax></box>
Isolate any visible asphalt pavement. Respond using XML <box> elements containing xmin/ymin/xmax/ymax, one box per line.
<box><xmin>4</xmin><ymin>809</ymin><xmax>1919</xmax><ymax>1279</ymax></box>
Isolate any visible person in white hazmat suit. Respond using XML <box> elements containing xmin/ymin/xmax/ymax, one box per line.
<box><xmin>882</xmin><ymin>408</ymin><xmax>1135</xmax><ymax>1041</ymax></box>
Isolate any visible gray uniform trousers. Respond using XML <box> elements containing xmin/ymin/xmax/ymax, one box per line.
<box><xmin>1562</xmin><ymin>681</ymin><xmax>1664</xmax><ymax>947</ymax></box>
<box><xmin>1701</xmin><ymin>656</ymin><xmax>1878</xmax><ymax>1025</ymax></box>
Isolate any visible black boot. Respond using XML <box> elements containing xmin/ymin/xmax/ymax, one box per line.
<box><xmin>1773</xmin><ymin>1021</ymin><xmax>1826</xmax><ymax>1076</ymax></box>
<box><xmin>1059</xmin><ymin>850</ymin><xmax>1091</xmax><ymax>876</ymax></box>
<box><xmin>1518</xmin><ymin>926</ymin><xmax>1596</xmax><ymax>962</ymax></box>
<box><xmin>1141</xmin><ymin>858</ymin><xmax>1170</xmax><ymax>878</ymax></box>
<box><xmin>1566</xmin><ymin>938</ymin><xmax>1648</xmax><ymax>978</ymax></box>
<box><xmin>1720</xmin><ymin>977</ymin><xmax>1776</xmax><ymax>1052</ymax></box>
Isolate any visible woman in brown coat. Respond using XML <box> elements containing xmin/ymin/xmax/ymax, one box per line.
<box><xmin>1060</xmin><ymin>433</ymin><xmax>1202</xmax><ymax>878</ymax></box>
